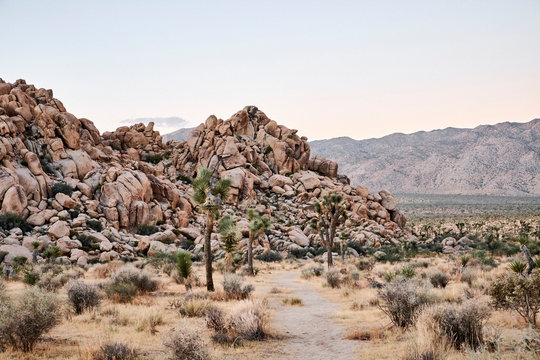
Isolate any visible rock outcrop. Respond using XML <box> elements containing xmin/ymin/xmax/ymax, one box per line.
<box><xmin>0</xmin><ymin>79</ymin><xmax>415</xmax><ymax>267</ymax></box>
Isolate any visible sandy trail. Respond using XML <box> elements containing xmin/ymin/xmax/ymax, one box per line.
<box><xmin>269</xmin><ymin>271</ymin><xmax>358</xmax><ymax>360</ymax></box>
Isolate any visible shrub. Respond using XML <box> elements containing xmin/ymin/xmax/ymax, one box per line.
<box><xmin>51</xmin><ymin>182</ymin><xmax>73</xmax><ymax>197</ymax></box>
<box><xmin>136</xmin><ymin>224</ymin><xmax>159</xmax><ymax>235</ymax></box>
<box><xmin>78</xmin><ymin>234</ymin><xmax>93</xmax><ymax>252</ymax></box>
<box><xmin>0</xmin><ymin>212</ymin><xmax>31</xmax><ymax>233</ymax></box>
<box><xmin>0</xmin><ymin>251</ymin><xmax>8</xmax><ymax>263</ymax></box>
<box><xmin>255</xmin><ymin>251</ymin><xmax>282</xmax><ymax>262</ymax></box>
<box><xmin>488</xmin><ymin>268</ymin><xmax>540</xmax><ymax>327</ymax></box>
<box><xmin>43</xmin><ymin>245</ymin><xmax>61</xmax><ymax>260</ymax></box>
<box><xmin>222</xmin><ymin>274</ymin><xmax>254</xmax><ymax>300</ymax></box>
<box><xmin>93</xmin><ymin>342</ymin><xmax>138</xmax><ymax>360</ymax></box>
<box><xmin>87</xmin><ymin>219</ymin><xmax>103</xmax><ymax>232</ymax></box>
<box><xmin>110</xmin><ymin>267</ymin><xmax>159</xmax><ymax>293</ymax></box>
<box><xmin>163</xmin><ymin>328</ymin><xmax>210</xmax><ymax>360</ymax></box>
<box><xmin>378</xmin><ymin>280</ymin><xmax>431</xmax><ymax>328</ymax></box>
<box><xmin>105</xmin><ymin>283</ymin><xmax>138</xmax><ymax>303</ymax></box>
<box><xmin>176</xmin><ymin>250</ymin><xmax>192</xmax><ymax>281</ymax></box>
<box><xmin>0</xmin><ymin>289</ymin><xmax>61</xmax><ymax>352</ymax></box>
<box><xmin>179</xmin><ymin>299</ymin><xmax>212</xmax><ymax>317</ymax></box>
<box><xmin>421</xmin><ymin>301</ymin><xmax>490</xmax><ymax>350</ymax></box>
<box><xmin>429</xmin><ymin>270</ymin><xmax>449</xmax><ymax>288</ymax></box>
<box><xmin>67</xmin><ymin>281</ymin><xmax>101</xmax><ymax>314</ymax></box>
<box><xmin>282</xmin><ymin>297</ymin><xmax>303</xmax><ymax>306</ymax></box>
<box><xmin>399</xmin><ymin>265</ymin><xmax>416</xmax><ymax>279</ymax></box>
<box><xmin>36</xmin><ymin>273</ymin><xmax>65</xmax><ymax>292</ymax></box>
<box><xmin>206</xmin><ymin>307</ymin><xmax>227</xmax><ymax>333</ymax></box>
<box><xmin>23</xmin><ymin>270</ymin><xmax>40</xmax><ymax>285</ymax></box>
<box><xmin>356</xmin><ymin>258</ymin><xmax>375</xmax><ymax>271</ymax></box>
<box><xmin>301</xmin><ymin>265</ymin><xmax>324</xmax><ymax>279</ymax></box>
<box><xmin>326</xmin><ymin>268</ymin><xmax>341</xmax><ymax>288</ymax></box>
<box><xmin>228</xmin><ymin>300</ymin><xmax>269</xmax><ymax>340</ymax></box>
<box><xmin>460</xmin><ymin>269</ymin><xmax>476</xmax><ymax>287</ymax></box>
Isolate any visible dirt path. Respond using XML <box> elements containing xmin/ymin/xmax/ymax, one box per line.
<box><xmin>270</xmin><ymin>271</ymin><xmax>358</xmax><ymax>360</ymax></box>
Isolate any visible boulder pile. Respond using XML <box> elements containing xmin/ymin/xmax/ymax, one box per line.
<box><xmin>0</xmin><ymin>79</ymin><xmax>417</xmax><ymax>267</ymax></box>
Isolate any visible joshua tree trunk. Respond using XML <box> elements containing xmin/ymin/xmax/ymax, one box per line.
<box><xmin>327</xmin><ymin>243</ymin><xmax>333</xmax><ymax>267</ymax></box>
<box><xmin>521</xmin><ymin>244</ymin><xmax>536</xmax><ymax>275</ymax></box>
<box><xmin>204</xmin><ymin>212</ymin><xmax>215</xmax><ymax>292</ymax></box>
<box><xmin>247</xmin><ymin>232</ymin><xmax>254</xmax><ymax>276</ymax></box>
<box><xmin>340</xmin><ymin>241</ymin><xmax>345</xmax><ymax>262</ymax></box>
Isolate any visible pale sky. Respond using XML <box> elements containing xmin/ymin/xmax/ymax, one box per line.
<box><xmin>1</xmin><ymin>0</ymin><xmax>539</xmax><ymax>140</ymax></box>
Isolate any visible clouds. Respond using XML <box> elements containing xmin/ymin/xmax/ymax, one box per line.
<box><xmin>119</xmin><ymin>117</ymin><xmax>191</xmax><ymax>135</ymax></box>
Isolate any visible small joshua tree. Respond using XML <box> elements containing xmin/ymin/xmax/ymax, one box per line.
<box><xmin>219</xmin><ymin>215</ymin><xmax>241</xmax><ymax>273</ymax></box>
<box><xmin>192</xmin><ymin>167</ymin><xmax>231</xmax><ymax>292</ymax></box>
<box><xmin>310</xmin><ymin>193</ymin><xmax>348</xmax><ymax>268</ymax></box>
<box><xmin>246</xmin><ymin>208</ymin><xmax>270</xmax><ymax>276</ymax></box>
<box><xmin>176</xmin><ymin>250</ymin><xmax>192</xmax><ymax>289</ymax></box>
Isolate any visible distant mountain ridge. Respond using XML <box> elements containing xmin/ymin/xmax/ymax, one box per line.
<box><xmin>163</xmin><ymin>127</ymin><xmax>195</xmax><ymax>142</ymax></box>
<box><xmin>310</xmin><ymin>119</ymin><xmax>540</xmax><ymax>196</ymax></box>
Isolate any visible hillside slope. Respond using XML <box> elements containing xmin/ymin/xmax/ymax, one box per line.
<box><xmin>310</xmin><ymin>119</ymin><xmax>540</xmax><ymax>196</ymax></box>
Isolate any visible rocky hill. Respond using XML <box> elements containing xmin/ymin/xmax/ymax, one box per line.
<box><xmin>0</xmin><ymin>78</ymin><xmax>414</xmax><ymax>267</ymax></box>
<box><xmin>310</xmin><ymin>119</ymin><xmax>540</xmax><ymax>196</ymax></box>
<box><xmin>163</xmin><ymin>127</ymin><xmax>194</xmax><ymax>142</ymax></box>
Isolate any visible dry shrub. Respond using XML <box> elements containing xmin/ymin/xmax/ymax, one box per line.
<box><xmin>326</xmin><ymin>268</ymin><xmax>341</xmax><ymax>288</ymax></box>
<box><xmin>135</xmin><ymin>312</ymin><xmax>164</xmax><ymax>334</ymax></box>
<box><xmin>206</xmin><ymin>300</ymin><xmax>270</xmax><ymax>342</ymax></box>
<box><xmin>418</xmin><ymin>300</ymin><xmax>490</xmax><ymax>350</ymax></box>
<box><xmin>36</xmin><ymin>273</ymin><xmax>67</xmax><ymax>292</ymax></box>
<box><xmin>93</xmin><ymin>342</ymin><xmax>138</xmax><ymax>360</ymax></box>
<box><xmin>345</xmin><ymin>326</ymin><xmax>384</xmax><ymax>341</ymax></box>
<box><xmin>222</xmin><ymin>274</ymin><xmax>254</xmax><ymax>300</ymax></box>
<box><xmin>403</xmin><ymin>345</ymin><xmax>445</xmax><ymax>360</ymax></box>
<box><xmin>428</xmin><ymin>270</ymin><xmax>449</xmax><ymax>288</ymax></box>
<box><xmin>460</xmin><ymin>269</ymin><xmax>477</xmax><ymax>287</ymax></box>
<box><xmin>179</xmin><ymin>298</ymin><xmax>212</xmax><ymax>317</ymax></box>
<box><xmin>356</xmin><ymin>258</ymin><xmax>375</xmax><ymax>271</ymax></box>
<box><xmin>0</xmin><ymin>289</ymin><xmax>61</xmax><ymax>352</ymax></box>
<box><xmin>92</xmin><ymin>261</ymin><xmax>121</xmax><ymax>279</ymax></box>
<box><xmin>378</xmin><ymin>280</ymin><xmax>431</xmax><ymax>328</ymax></box>
<box><xmin>282</xmin><ymin>297</ymin><xmax>303</xmax><ymax>306</ymax></box>
<box><xmin>67</xmin><ymin>280</ymin><xmax>101</xmax><ymax>314</ymax></box>
<box><xmin>301</xmin><ymin>265</ymin><xmax>324</xmax><ymax>279</ymax></box>
<box><xmin>206</xmin><ymin>307</ymin><xmax>227</xmax><ymax>333</ymax></box>
<box><xmin>228</xmin><ymin>300</ymin><xmax>269</xmax><ymax>340</ymax></box>
<box><xmin>163</xmin><ymin>327</ymin><xmax>210</xmax><ymax>360</ymax></box>
<box><xmin>106</xmin><ymin>267</ymin><xmax>158</xmax><ymax>303</ymax></box>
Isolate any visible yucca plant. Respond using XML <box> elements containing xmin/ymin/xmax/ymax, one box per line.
<box><xmin>509</xmin><ymin>260</ymin><xmax>527</xmax><ymax>275</ymax></box>
<box><xmin>176</xmin><ymin>250</ymin><xmax>192</xmax><ymax>288</ymax></box>
<box><xmin>219</xmin><ymin>215</ymin><xmax>241</xmax><ymax>273</ymax></box>
<box><xmin>192</xmin><ymin>168</ymin><xmax>231</xmax><ymax>291</ymax></box>
<box><xmin>246</xmin><ymin>208</ymin><xmax>270</xmax><ymax>276</ymax></box>
<box><xmin>459</xmin><ymin>255</ymin><xmax>471</xmax><ymax>269</ymax></box>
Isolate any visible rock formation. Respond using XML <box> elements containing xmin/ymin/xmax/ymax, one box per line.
<box><xmin>0</xmin><ymin>79</ymin><xmax>416</xmax><ymax>267</ymax></box>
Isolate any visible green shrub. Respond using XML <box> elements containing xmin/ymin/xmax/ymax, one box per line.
<box><xmin>23</xmin><ymin>271</ymin><xmax>40</xmax><ymax>286</ymax></box>
<box><xmin>0</xmin><ymin>212</ymin><xmax>32</xmax><ymax>233</ymax></box>
<box><xmin>105</xmin><ymin>267</ymin><xmax>159</xmax><ymax>303</ymax></box>
<box><xmin>0</xmin><ymin>289</ymin><xmax>61</xmax><ymax>352</ymax></box>
<box><xmin>488</xmin><ymin>268</ymin><xmax>540</xmax><ymax>327</ymax></box>
<box><xmin>0</xmin><ymin>251</ymin><xmax>8</xmax><ymax>263</ymax></box>
<box><xmin>78</xmin><ymin>234</ymin><xmax>93</xmax><ymax>252</ymax></box>
<box><xmin>255</xmin><ymin>251</ymin><xmax>282</xmax><ymax>262</ymax></box>
<box><xmin>399</xmin><ymin>265</ymin><xmax>416</xmax><ymax>279</ymax></box>
<box><xmin>51</xmin><ymin>182</ymin><xmax>73</xmax><ymax>197</ymax></box>
<box><xmin>176</xmin><ymin>250</ymin><xmax>192</xmax><ymax>281</ymax></box>
<box><xmin>43</xmin><ymin>245</ymin><xmax>61</xmax><ymax>260</ymax></box>
<box><xmin>105</xmin><ymin>283</ymin><xmax>138</xmax><ymax>304</ymax></box>
<box><xmin>87</xmin><ymin>219</ymin><xmax>103</xmax><ymax>232</ymax></box>
<box><xmin>144</xmin><ymin>153</ymin><xmax>163</xmax><ymax>164</ymax></box>
<box><xmin>136</xmin><ymin>224</ymin><xmax>159</xmax><ymax>236</ymax></box>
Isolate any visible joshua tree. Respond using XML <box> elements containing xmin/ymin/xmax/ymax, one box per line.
<box><xmin>175</xmin><ymin>250</ymin><xmax>192</xmax><ymax>289</ymax></box>
<box><xmin>219</xmin><ymin>215</ymin><xmax>241</xmax><ymax>273</ymax></box>
<box><xmin>192</xmin><ymin>168</ymin><xmax>231</xmax><ymax>291</ymax></box>
<box><xmin>339</xmin><ymin>231</ymin><xmax>349</xmax><ymax>261</ymax></box>
<box><xmin>311</xmin><ymin>193</ymin><xmax>348</xmax><ymax>268</ymax></box>
<box><xmin>246</xmin><ymin>208</ymin><xmax>270</xmax><ymax>276</ymax></box>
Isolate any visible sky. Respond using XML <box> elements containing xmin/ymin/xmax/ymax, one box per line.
<box><xmin>1</xmin><ymin>0</ymin><xmax>539</xmax><ymax>140</ymax></box>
